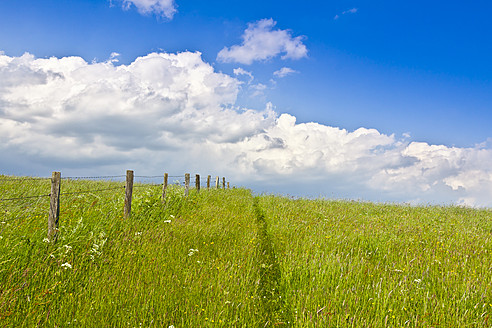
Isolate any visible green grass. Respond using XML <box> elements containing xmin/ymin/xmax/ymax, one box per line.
<box><xmin>1</xmin><ymin>176</ymin><xmax>492</xmax><ymax>327</ymax></box>
<box><xmin>258</xmin><ymin>197</ymin><xmax>492</xmax><ymax>327</ymax></box>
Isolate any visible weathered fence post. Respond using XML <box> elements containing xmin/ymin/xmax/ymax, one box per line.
<box><xmin>162</xmin><ymin>173</ymin><xmax>168</xmax><ymax>203</ymax></box>
<box><xmin>185</xmin><ymin>173</ymin><xmax>190</xmax><ymax>196</ymax></box>
<box><xmin>124</xmin><ymin>170</ymin><xmax>134</xmax><ymax>218</ymax></box>
<box><xmin>215</xmin><ymin>176</ymin><xmax>219</xmax><ymax>189</ymax></box>
<box><xmin>207</xmin><ymin>175</ymin><xmax>211</xmax><ymax>190</ymax></box>
<box><xmin>222</xmin><ymin>177</ymin><xmax>226</xmax><ymax>189</ymax></box>
<box><xmin>48</xmin><ymin>171</ymin><xmax>61</xmax><ymax>241</ymax></box>
<box><xmin>195</xmin><ymin>174</ymin><xmax>200</xmax><ymax>192</ymax></box>
<box><xmin>227</xmin><ymin>182</ymin><xmax>230</xmax><ymax>189</ymax></box>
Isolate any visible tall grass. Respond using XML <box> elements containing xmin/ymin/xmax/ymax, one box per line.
<box><xmin>1</xmin><ymin>176</ymin><xmax>492</xmax><ymax>327</ymax></box>
<box><xmin>258</xmin><ymin>196</ymin><xmax>492</xmax><ymax>327</ymax></box>
<box><xmin>1</xmin><ymin>177</ymin><xmax>259</xmax><ymax>327</ymax></box>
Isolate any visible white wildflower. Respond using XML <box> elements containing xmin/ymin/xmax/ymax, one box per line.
<box><xmin>414</xmin><ymin>279</ymin><xmax>422</xmax><ymax>283</ymax></box>
<box><xmin>43</xmin><ymin>238</ymin><xmax>50</xmax><ymax>243</ymax></box>
<box><xmin>61</xmin><ymin>262</ymin><xmax>72</xmax><ymax>269</ymax></box>
<box><xmin>170</xmin><ymin>215</ymin><xmax>175</xmax><ymax>219</ymax></box>
<box><xmin>168</xmin><ymin>325</ymin><xmax>175</xmax><ymax>328</ymax></box>
<box><xmin>188</xmin><ymin>249</ymin><xmax>198</xmax><ymax>256</ymax></box>
<box><xmin>63</xmin><ymin>245</ymin><xmax>72</xmax><ymax>253</ymax></box>
<box><xmin>163</xmin><ymin>220</ymin><xmax>171</xmax><ymax>223</ymax></box>
<box><xmin>135</xmin><ymin>232</ymin><xmax>142</xmax><ymax>236</ymax></box>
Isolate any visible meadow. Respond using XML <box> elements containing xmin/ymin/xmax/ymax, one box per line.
<box><xmin>1</xmin><ymin>176</ymin><xmax>491</xmax><ymax>327</ymax></box>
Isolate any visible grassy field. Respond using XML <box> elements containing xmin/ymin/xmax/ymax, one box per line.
<box><xmin>1</xmin><ymin>176</ymin><xmax>492</xmax><ymax>327</ymax></box>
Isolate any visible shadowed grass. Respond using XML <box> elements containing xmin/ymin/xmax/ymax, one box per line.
<box><xmin>253</xmin><ymin>197</ymin><xmax>292</xmax><ymax>327</ymax></box>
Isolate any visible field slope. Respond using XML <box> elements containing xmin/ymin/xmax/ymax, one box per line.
<box><xmin>1</xmin><ymin>177</ymin><xmax>492</xmax><ymax>327</ymax></box>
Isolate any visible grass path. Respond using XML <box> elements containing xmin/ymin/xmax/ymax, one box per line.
<box><xmin>253</xmin><ymin>196</ymin><xmax>292</xmax><ymax>327</ymax></box>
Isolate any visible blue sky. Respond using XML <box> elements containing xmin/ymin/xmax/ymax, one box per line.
<box><xmin>1</xmin><ymin>0</ymin><xmax>492</xmax><ymax>206</ymax></box>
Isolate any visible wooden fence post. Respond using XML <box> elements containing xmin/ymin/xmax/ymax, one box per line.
<box><xmin>207</xmin><ymin>175</ymin><xmax>211</xmax><ymax>190</ymax></box>
<box><xmin>185</xmin><ymin>173</ymin><xmax>190</xmax><ymax>196</ymax></box>
<box><xmin>48</xmin><ymin>171</ymin><xmax>61</xmax><ymax>241</ymax></box>
<box><xmin>222</xmin><ymin>177</ymin><xmax>226</xmax><ymax>189</ymax></box>
<box><xmin>215</xmin><ymin>176</ymin><xmax>219</xmax><ymax>189</ymax></box>
<box><xmin>124</xmin><ymin>170</ymin><xmax>134</xmax><ymax>218</ymax></box>
<box><xmin>162</xmin><ymin>173</ymin><xmax>168</xmax><ymax>203</ymax></box>
<box><xmin>195</xmin><ymin>174</ymin><xmax>200</xmax><ymax>192</ymax></box>
<box><xmin>227</xmin><ymin>182</ymin><xmax>230</xmax><ymax>189</ymax></box>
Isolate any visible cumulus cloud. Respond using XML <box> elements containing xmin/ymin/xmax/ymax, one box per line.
<box><xmin>273</xmin><ymin>67</ymin><xmax>298</xmax><ymax>78</ymax></box>
<box><xmin>119</xmin><ymin>0</ymin><xmax>177</xmax><ymax>19</ymax></box>
<box><xmin>1</xmin><ymin>51</ymin><xmax>492</xmax><ymax>207</ymax></box>
<box><xmin>0</xmin><ymin>51</ymin><xmax>273</xmax><ymax>162</ymax></box>
<box><xmin>217</xmin><ymin>19</ymin><xmax>308</xmax><ymax>65</ymax></box>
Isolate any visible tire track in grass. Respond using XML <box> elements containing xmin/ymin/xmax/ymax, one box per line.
<box><xmin>253</xmin><ymin>197</ymin><xmax>292</xmax><ymax>327</ymax></box>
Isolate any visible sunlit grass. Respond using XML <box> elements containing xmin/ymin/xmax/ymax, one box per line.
<box><xmin>1</xmin><ymin>177</ymin><xmax>258</xmax><ymax>327</ymax></box>
<box><xmin>258</xmin><ymin>196</ymin><xmax>492</xmax><ymax>327</ymax></box>
<box><xmin>1</xmin><ymin>176</ymin><xmax>492</xmax><ymax>327</ymax></box>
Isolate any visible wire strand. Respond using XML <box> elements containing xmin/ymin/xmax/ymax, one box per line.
<box><xmin>133</xmin><ymin>184</ymin><xmax>162</xmax><ymax>188</ymax></box>
<box><xmin>62</xmin><ymin>175</ymin><xmax>126</xmax><ymax>180</ymax></box>
<box><xmin>0</xmin><ymin>194</ymin><xmax>51</xmax><ymax>202</ymax></box>
<box><xmin>60</xmin><ymin>186</ymin><xmax>125</xmax><ymax>196</ymax></box>
<box><xmin>0</xmin><ymin>177</ymin><xmax>50</xmax><ymax>182</ymax></box>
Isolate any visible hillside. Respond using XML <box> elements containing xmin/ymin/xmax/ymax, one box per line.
<box><xmin>1</xmin><ymin>176</ymin><xmax>492</xmax><ymax>327</ymax></box>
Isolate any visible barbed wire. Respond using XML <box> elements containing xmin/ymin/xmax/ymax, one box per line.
<box><xmin>0</xmin><ymin>173</ymin><xmax>231</xmax><ymax>236</ymax></box>
<box><xmin>62</xmin><ymin>175</ymin><xmax>126</xmax><ymax>180</ymax></box>
<box><xmin>133</xmin><ymin>185</ymin><xmax>162</xmax><ymax>189</ymax></box>
<box><xmin>60</xmin><ymin>186</ymin><xmax>125</xmax><ymax>196</ymax></box>
<box><xmin>0</xmin><ymin>173</ymin><xmax>227</xmax><ymax>202</ymax></box>
<box><xmin>1</xmin><ymin>174</ymin><xmax>213</xmax><ymax>181</ymax></box>
<box><xmin>0</xmin><ymin>177</ymin><xmax>50</xmax><ymax>182</ymax></box>
<box><xmin>0</xmin><ymin>194</ymin><xmax>51</xmax><ymax>202</ymax></box>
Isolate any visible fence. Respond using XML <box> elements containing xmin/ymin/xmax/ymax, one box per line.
<box><xmin>0</xmin><ymin>170</ymin><xmax>230</xmax><ymax>242</ymax></box>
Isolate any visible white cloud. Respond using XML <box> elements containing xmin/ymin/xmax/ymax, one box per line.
<box><xmin>249</xmin><ymin>83</ymin><xmax>268</xmax><ymax>97</ymax></box>
<box><xmin>273</xmin><ymin>67</ymin><xmax>298</xmax><ymax>78</ymax></box>
<box><xmin>217</xmin><ymin>19</ymin><xmax>307</xmax><ymax>65</ymax></box>
<box><xmin>443</xmin><ymin>170</ymin><xmax>492</xmax><ymax>206</ymax></box>
<box><xmin>1</xmin><ymin>51</ymin><xmax>492</xmax><ymax>207</ymax></box>
<box><xmin>120</xmin><ymin>0</ymin><xmax>177</xmax><ymax>19</ymax></box>
<box><xmin>233</xmin><ymin>67</ymin><xmax>254</xmax><ymax>82</ymax></box>
<box><xmin>343</xmin><ymin>8</ymin><xmax>358</xmax><ymax>14</ymax></box>
<box><xmin>334</xmin><ymin>8</ymin><xmax>358</xmax><ymax>20</ymax></box>
<box><xmin>0</xmin><ymin>51</ymin><xmax>272</xmax><ymax>159</ymax></box>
